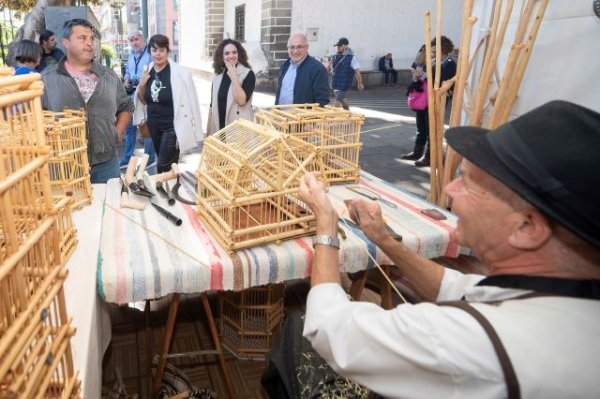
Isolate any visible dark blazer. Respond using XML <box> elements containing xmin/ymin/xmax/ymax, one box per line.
<box><xmin>276</xmin><ymin>55</ymin><xmax>330</xmax><ymax>107</ymax></box>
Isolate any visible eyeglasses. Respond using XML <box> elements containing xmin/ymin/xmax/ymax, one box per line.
<box><xmin>63</xmin><ymin>18</ymin><xmax>100</xmax><ymax>39</ymax></box>
<box><xmin>288</xmin><ymin>45</ymin><xmax>307</xmax><ymax>51</ymax></box>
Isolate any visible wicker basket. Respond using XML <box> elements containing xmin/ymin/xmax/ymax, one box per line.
<box><xmin>219</xmin><ymin>283</ymin><xmax>285</xmax><ymax>359</ymax></box>
<box><xmin>255</xmin><ymin>104</ymin><xmax>365</xmax><ymax>183</ymax></box>
<box><xmin>0</xmin><ymin>73</ymin><xmax>46</xmax><ymax>146</ymax></box>
<box><xmin>53</xmin><ymin>195</ymin><xmax>78</xmax><ymax>264</ymax></box>
<box><xmin>44</xmin><ymin>110</ymin><xmax>92</xmax><ymax>209</ymax></box>
<box><xmin>197</xmin><ymin>119</ymin><xmax>318</xmax><ymax>251</ymax></box>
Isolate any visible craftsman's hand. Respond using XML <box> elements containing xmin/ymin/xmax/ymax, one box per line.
<box><xmin>299</xmin><ymin>172</ymin><xmax>337</xmax><ymax>234</ymax></box>
<box><xmin>345</xmin><ymin>198</ymin><xmax>389</xmax><ymax>244</ymax></box>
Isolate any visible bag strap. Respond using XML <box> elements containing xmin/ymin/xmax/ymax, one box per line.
<box><xmin>438</xmin><ymin>301</ymin><xmax>521</xmax><ymax>399</ymax></box>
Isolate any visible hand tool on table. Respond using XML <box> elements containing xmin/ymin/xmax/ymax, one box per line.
<box><xmin>135</xmin><ymin>154</ymin><xmax>155</xmax><ymax>195</ymax></box>
<box><xmin>181</xmin><ymin>170</ymin><xmax>198</xmax><ymax>192</ymax></box>
<box><xmin>170</xmin><ymin>163</ymin><xmax>196</xmax><ymax>205</ymax></box>
<box><xmin>345</xmin><ymin>185</ymin><xmax>397</xmax><ymax>209</ymax></box>
<box><xmin>150</xmin><ymin>196</ymin><xmax>182</xmax><ymax>226</ymax></box>
<box><xmin>156</xmin><ymin>181</ymin><xmax>176</xmax><ymax>205</ymax></box>
<box><xmin>119</xmin><ymin>176</ymin><xmax>145</xmax><ymax>210</ymax></box>
<box><xmin>124</xmin><ymin>155</ymin><xmax>153</xmax><ymax>197</ymax></box>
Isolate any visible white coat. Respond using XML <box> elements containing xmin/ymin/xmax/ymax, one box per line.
<box><xmin>133</xmin><ymin>58</ymin><xmax>203</xmax><ymax>153</ymax></box>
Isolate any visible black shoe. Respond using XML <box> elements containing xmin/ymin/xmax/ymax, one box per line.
<box><xmin>401</xmin><ymin>152</ymin><xmax>423</xmax><ymax>161</ymax></box>
<box><xmin>415</xmin><ymin>157</ymin><xmax>430</xmax><ymax>167</ymax></box>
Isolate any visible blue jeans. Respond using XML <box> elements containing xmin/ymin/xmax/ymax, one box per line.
<box><xmin>91</xmin><ymin>157</ymin><xmax>120</xmax><ymax>183</ymax></box>
<box><xmin>120</xmin><ymin>121</ymin><xmax>156</xmax><ymax>166</ymax></box>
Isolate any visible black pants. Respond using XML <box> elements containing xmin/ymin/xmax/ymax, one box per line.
<box><xmin>148</xmin><ymin>123</ymin><xmax>180</xmax><ymax>173</ymax></box>
<box><xmin>383</xmin><ymin>69</ymin><xmax>398</xmax><ymax>84</ymax></box>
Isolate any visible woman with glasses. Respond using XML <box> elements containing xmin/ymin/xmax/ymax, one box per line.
<box><xmin>134</xmin><ymin>34</ymin><xmax>202</xmax><ymax>173</ymax></box>
<box><xmin>206</xmin><ymin>38</ymin><xmax>255</xmax><ymax>136</ymax></box>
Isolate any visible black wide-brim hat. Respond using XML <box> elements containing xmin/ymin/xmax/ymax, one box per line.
<box><xmin>445</xmin><ymin>100</ymin><xmax>600</xmax><ymax>250</ymax></box>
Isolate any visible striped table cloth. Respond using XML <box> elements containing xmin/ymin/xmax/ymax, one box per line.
<box><xmin>97</xmin><ymin>172</ymin><xmax>469</xmax><ymax>304</ymax></box>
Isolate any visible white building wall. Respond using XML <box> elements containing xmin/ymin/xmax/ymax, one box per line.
<box><xmin>223</xmin><ymin>0</ymin><xmax>262</xmax><ymax>42</ymax></box>
<box><xmin>179</xmin><ymin>0</ymin><xmax>205</xmax><ymax>68</ymax></box>
<box><xmin>179</xmin><ymin>0</ymin><xmax>463</xmax><ymax>72</ymax></box>
<box><xmin>291</xmin><ymin>0</ymin><xmax>463</xmax><ymax>71</ymax></box>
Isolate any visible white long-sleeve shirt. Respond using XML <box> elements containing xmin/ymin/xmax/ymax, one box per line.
<box><xmin>303</xmin><ymin>268</ymin><xmax>600</xmax><ymax>398</ymax></box>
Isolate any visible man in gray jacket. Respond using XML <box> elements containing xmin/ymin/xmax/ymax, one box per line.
<box><xmin>42</xmin><ymin>18</ymin><xmax>133</xmax><ymax>183</ymax></box>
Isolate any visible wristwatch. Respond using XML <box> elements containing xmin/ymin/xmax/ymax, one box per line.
<box><xmin>312</xmin><ymin>234</ymin><xmax>340</xmax><ymax>249</ymax></box>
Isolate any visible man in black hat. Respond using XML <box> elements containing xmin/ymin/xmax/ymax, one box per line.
<box><xmin>290</xmin><ymin>100</ymin><xmax>600</xmax><ymax>398</ymax></box>
<box><xmin>328</xmin><ymin>37</ymin><xmax>364</xmax><ymax>110</ymax></box>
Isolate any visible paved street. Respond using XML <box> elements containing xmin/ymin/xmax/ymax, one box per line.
<box><xmin>122</xmin><ymin>75</ymin><xmax>432</xmax><ymax>198</ymax></box>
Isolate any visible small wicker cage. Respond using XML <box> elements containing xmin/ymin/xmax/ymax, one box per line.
<box><xmin>197</xmin><ymin>119</ymin><xmax>319</xmax><ymax>251</ymax></box>
<box><xmin>0</xmin><ymin>72</ymin><xmax>80</xmax><ymax>398</ymax></box>
<box><xmin>219</xmin><ymin>283</ymin><xmax>285</xmax><ymax>359</ymax></box>
<box><xmin>0</xmin><ymin>281</ymin><xmax>80</xmax><ymax>399</ymax></box>
<box><xmin>255</xmin><ymin>104</ymin><xmax>365</xmax><ymax>183</ymax></box>
<box><xmin>0</xmin><ymin>73</ymin><xmax>46</xmax><ymax>146</ymax></box>
<box><xmin>43</xmin><ymin>110</ymin><xmax>92</xmax><ymax>208</ymax></box>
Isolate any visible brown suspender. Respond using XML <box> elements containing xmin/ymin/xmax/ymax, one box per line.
<box><xmin>439</xmin><ymin>301</ymin><xmax>521</xmax><ymax>399</ymax></box>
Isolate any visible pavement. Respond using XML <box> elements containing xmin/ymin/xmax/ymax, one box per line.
<box><xmin>119</xmin><ymin>76</ymin><xmax>432</xmax><ymax>199</ymax></box>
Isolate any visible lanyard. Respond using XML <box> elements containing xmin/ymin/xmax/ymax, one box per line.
<box><xmin>132</xmin><ymin>45</ymin><xmax>147</xmax><ymax>76</ymax></box>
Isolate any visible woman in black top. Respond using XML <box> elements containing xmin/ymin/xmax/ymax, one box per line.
<box><xmin>206</xmin><ymin>39</ymin><xmax>256</xmax><ymax>136</ymax></box>
<box><xmin>137</xmin><ymin>34</ymin><xmax>202</xmax><ymax>173</ymax></box>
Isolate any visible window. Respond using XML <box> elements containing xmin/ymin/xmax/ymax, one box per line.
<box><xmin>173</xmin><ymin>21</ymin><xmax>180</xmax><ymax>44</ymax></box>
<box><xmin>234</xmin><ymin>5</ymin><xmax>245</xmax><ymax>42</ymax></box>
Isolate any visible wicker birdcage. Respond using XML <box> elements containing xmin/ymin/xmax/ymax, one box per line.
<box><xmin>219</xmin><ymin>283</ymin><xmax>285</xmax><ymax>359</ymax></box>
<box><xmin>0</xmin><ymin>73</ymin><xmax>46</xmax><ymax>146</ymax></box>
<box><xmin>44</xmin><ymin>110</ymin><xmax>92</xmax><ymax>208</ymax></box>
<box><xmin>197</xmin><ymin>119</ymin><xmax>319</xmax><ymax>252</ymax></box>
<box><xmin>255</xmin><ymin>104</ymin><xmax>365</xmax><ymax>183</ymax></box>
<box><xmin>0</xmin><ymin>73</ymin><xmax>80</xmax><ymax>398</ymax></box>
<box><xmin>0</xmin><ymin>278</ymin><xmax>81</xmax><ymax>398</ymax></box>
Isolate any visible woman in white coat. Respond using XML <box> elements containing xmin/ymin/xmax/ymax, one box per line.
<box><xmin>206</xmin><ymin>38</ymin><xmax>255</xmax><ymax>136</ymax></box>
<box><xmin>135</xmin><ymin>34</ymin><xmax>202</xmax><ymax>173</ymax></box>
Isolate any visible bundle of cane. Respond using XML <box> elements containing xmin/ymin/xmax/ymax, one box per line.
<box><xmin>424</xmin><ymin>0</ymin><xmax>458</xmax><ymax>203</ymax></box>
<box><xmin>435</xmin><ymin>0</ymin><xmax>549</xmax><ymax>208</ymax></box>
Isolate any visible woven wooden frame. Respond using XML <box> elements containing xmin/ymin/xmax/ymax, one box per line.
<box><xmin>197</xmin><ymin>119</ymin><xmax>318</xmax><ymax>251</ymax></box>
<box><xmin>0</xmin><ymin>145</ymin><xmax>54</xmax><ymax>263</ymax></box>
<box><xmin>44</xmin><ymin>110</ymin><xmax>92</xmax><ymax>209</ymax></box>
<box><xmin>255</xmin><ymin>104</ymin><xmax>365</xmax><ymax>183</ymax></box>
<box><xmin>219</xmin><ymin>283</ymin><xmax>285</xmax><ymax>359</ymax></box>
<box><xmin>0</xmin><ymin>73</ymin><xmax>46</xmax><ymax>146</ymax></box>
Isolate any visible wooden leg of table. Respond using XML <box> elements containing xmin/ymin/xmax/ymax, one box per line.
<box><xmin>348</xmin><ymin>270</ymin><xmax>368</xmax><ymax>301</ymax></box>
<box><xmin>144</xmin><ymin>300</ymin><xmax>153</xmax><ymax>398</ymax></box>
<box><xmin>201</xmin><ymin>292</ymin><xmax>235</xmax><ymax>398</ymax></box>
<box><xmin>153</xmin><ymin>293</ymin><xmax>181</xmax><ymax>395</ymax></box>
<box><xmin>380</xmin><ymin>265</ymin><xmax>393</xmax><ymax>310</ymax></box>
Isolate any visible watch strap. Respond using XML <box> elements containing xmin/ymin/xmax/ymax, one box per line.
<box><xmin>313</xmin><ymin>234</ymin><xmax>340</xmax><ymax>249</ymax></box>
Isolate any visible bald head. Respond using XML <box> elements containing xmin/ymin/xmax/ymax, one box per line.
<box><xmin>287</xmin><ymin>33</ymin><xmax>309</xmax><ymax>64</ymax></box>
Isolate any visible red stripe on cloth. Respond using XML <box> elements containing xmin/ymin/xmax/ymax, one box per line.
<box><xmin>182</xmin><ymin>204</ymin><xmax>224</xmax><ymax>290</ymax></box>
<box><xmin>359</xmin><ymin>179</ymin><xmax>459</xmax><ymax>257</ymax></box>
<box><xmin>295</xmin><ymin>238</ymin><xmax>314</xmax><ymax>276</ymax></box>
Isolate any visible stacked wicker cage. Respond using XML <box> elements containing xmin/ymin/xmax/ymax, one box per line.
<box><xmin>0</xmin><ymin>72</ymin><xmax>81</xmax><ymax>398</ymax></box>
<box><xmin>43</xmin><ymin>109</ymin><xmax>92</xmax><ymax>209</ymax></box>
<box><xmin>196</xmin><ymin>119</ymin><xmax>319</xmax><ymax>252</ymax></box>
<box><xmin>255</xmin><ymin>104</ymin><xmax>365</xmax><ymax>183</ymax></box>
<box><xmin>219</xmin><ymin>283</ymin><xmax>285</xmax><ymax>359</ymax></box>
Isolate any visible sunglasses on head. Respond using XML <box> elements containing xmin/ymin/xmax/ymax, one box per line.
<box><xmin>63</xmin><ymin>18</ymin><xmax>100</xmax><ymax>39</ymax></box>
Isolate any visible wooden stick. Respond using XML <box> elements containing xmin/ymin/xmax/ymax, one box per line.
<box><xmin>491</xmin><ymin>0</ymin><xmax>549</xmax><ymax>127</ymax></box>
<box><xmin>125</xmin><ymin>156</ymin><xmax>138</xmax><ymax>186</ymax></box>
